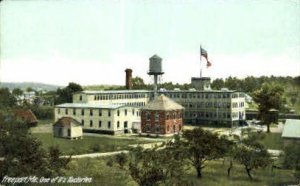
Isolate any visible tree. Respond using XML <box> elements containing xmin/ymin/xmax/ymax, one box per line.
<box><xmin>114</xmin><ymin>152</ymin><xmax>128</xmax><ymax>170</ymax></box>
<box><xmin>242</xmin><ymin>76</ymin><xmax>260</xmax><ymax>93</ymax></box>
<box><xmin>26</xmin><ymin>87</ymin><xmax>35</xmax><ymax>92</ymax></box>
<box><xmin>55</xmin><ymin>82</ymin><xmax>83</xmax><ymax>104</ymax></box>
<box><xmin>0</xmin><ymin>88</ymin><xmax>17</xmax><ymax>109</ymax></box>
<box><xmin>131</xmin><ymin>77</ymin><xmax>146</xmax><ymax>89</ymax></box>
<box><xmin>211</xmin><ymin>78</ymin><xmax>225</xmax><ymax>90</ymax></box>
<box><xmin>225</xmin><ymin>76</ymin><xmax>242</xmax><ymax>90</ymax></box>
<box><xmin>48</xmin><ymin>146</ymin><xmax>71</xmax><ymax>176</ymax></box>
<box><xmin>253</xmin><ymin>83</ymin><xmax>285</xmax><ymax>132</ymax></box>
<box><xmin>0</xmin><ymin>112</ymin><xmax>70</xmax><ymax>179</ymax></box>
<box><xmin>109</xmin><ymin>144</ymin><xmax>186</xmax><ymax>186</ymax></box>
<box><xmin>182</xmin><ymin>127</ymin><xmax>226</xmax><ymax>178</ymax></box>
<box><xmin>12</xmin><ymin>88</ymin><xmax>23</xmax><ymax>96</ymax></box>
<box><xmin>231</xmin><ymin>129</ymin><xmax>272</xmax><ymax>179</ymax></box>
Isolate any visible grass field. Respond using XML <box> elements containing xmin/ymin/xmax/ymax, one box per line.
<box><xmin>32</xmin><ymin>133</ymin><xmax>156</xmax><ymax>155</ymax></box>
<box><xmin>259</xmin><ymin>132</ymin><xmax>283</xmax><ymax>150</ymax></box>
<box><xmin>64</xmin><ymin>157</ymin><xmax>297</xmax><ymax>186</ymax></box>
<box><xmin>38</xmin><ymin>119</ymin><xmax>53</xmax><ymax>125</ymax></box>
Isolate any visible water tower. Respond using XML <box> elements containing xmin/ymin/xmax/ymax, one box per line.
<box><xmin>148</xmin><ymin>54</ymin><xmax>164</xmax><ymax>95</ymax></box>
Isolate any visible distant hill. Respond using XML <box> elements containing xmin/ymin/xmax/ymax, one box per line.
<box><xmin>0</xmin><ymin>82</ymin><xmax>62</xmax><ymax>91</ymax></box>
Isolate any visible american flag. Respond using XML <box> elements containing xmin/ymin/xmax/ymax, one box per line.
<box><xmin>200</xmin><ymin>47</ymin><xmax>212</xmax><ymax>68</ymax></box>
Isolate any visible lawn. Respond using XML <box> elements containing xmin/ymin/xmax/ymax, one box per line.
<box><xmin>259</xmin><ymin>132</ymin><xmax>283</xmax><ymax>150</ymax></box>
<box><xmin>32</xmin><ymin>133</ymin><xmax>157</xmax><ymax>155</ymax></box>
<box><xmin>63</xmin><ymin>157</ymin><xmax>297</xmax><ymax>186</ymax></box>
<box><xmin>38</xmin><ymin>119</ymin><xmax>54</xmax><ymax>125</ymax></box>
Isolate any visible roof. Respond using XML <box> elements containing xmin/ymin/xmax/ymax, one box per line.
<box><xmin>56</xmin><ymin>103</ymin><xmax>127</xmax><ymax>109</ymax></box>
<box><xmin>54</xmin><ymin>117</ymin><xmax>81</xmax><ymax>127</ymax></box>
<box><xmin>79</xmin><ymin>90</ymin><xmax>153</xmax><ymax>94</ymax></box>
<box><xmin>142</xmin><ymin>95</ymin><xmax>184</xmax><ymax>111</ymax></box>
<box><xmin>282</xmin><ymin>119</ymin><xmax>300</xmax><ymax>139</ymax></box>
<box><xmin>78</xmin><ymin>89</ymin><xmax>239</xmax><ymax>95</ymax></box>
<box><xmin>14</xmin><ymin>109</ymin><xmax>38</xmax><ymax>124</ymax></box>
<box><xmin>150</xmin><ymin>54</ymin><xmax>162</xmax><ymax>59</ymax></box>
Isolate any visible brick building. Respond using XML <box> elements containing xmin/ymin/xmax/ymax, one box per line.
<box><xmin>141</xmin><ymin>95</ymin><xmax>184</xmax><ymax>136</ymax></box>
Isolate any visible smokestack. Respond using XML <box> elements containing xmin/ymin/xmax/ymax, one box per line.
<box><xmin>125</xmin><ymin>68</ymin><xmax>133</xmax><ymax>90</ymax></box>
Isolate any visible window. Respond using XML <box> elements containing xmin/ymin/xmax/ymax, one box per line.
<box><xmin>117</xmin><ymin>110</ymin><xmax>120</xmax><ymax>116</ymax></box>
<box><xmin>79</xmin><ymin>95</ymin><xmax>82</xmax><ymax>101</ymax></box>
<box><xmin>58</xmin><ymin>108</ymin><xmax>60</xmax><ymax>114</ymax></box>
<box><xmin>90</xmin><ymin>120</ymin><xmax>93</xmax><ymax>127</ymax></box>
<box><xmin>155</xmin><ymin>112</ymin><xmax>159</xmax><ymax>121</ymax></box>
<box><xmin>90</xmin><ymin>109</ymin><xmax>93</xmax><ymax>116</ymax></box>
<box><xmin>81</xmin><ymin>119</ymin><xmax>84</xmax><ymax>126</ymax></box>
<box><xmin>155</xmin><ymin>125</ymin><xmax>160</xmax><ymax>133</ymax></box>
<box><xmin>146</xmin><ymin>124</ymin><xmax>151</xmax><ymax>132</ymax></box>
<box><xmin>146</xmin><ymin>112</ymin><xmax>150</xmax><ymax>121</ymax></box>
<box><xmin>117</xmin><ymin>121</ymin><xmax>120</xmax><ymax>128</ymax></box>
<box><xmin>65</xmin><ymin>108</ymin><xmax>68</xmax><ymax>115</ymax></box>
<box><xmin>108</xmin><ymin>121</ymin><xmax>111</xmax><ymax>128</ymax></box>
<box><xmin>132</xmin><ymin>109</ymin><xmax>135</xmax><ymax>115</ymax></box>
<box><xmin>108</xmin><ymin>110</ymin><xmax>111</xmax><ymax>117</ymax></box>
<box><xmin>125</xmin><ymin>109</ymin><xmax>127</xmax><ymax>116</ymax></box>
<box><xmin>73</xmin><ymin>108</ymin><xmax>76</xmax><ymax>115</ymax></box>
<box><xmin>99</xmin><ymin>109</ymin><xmax>102</xmax><ymax>116</ymax></box>
<box><xmin>124</xmin><ymin>121</ymin><xmax>128</xmax><ymax>128</ymax></box>
<box><xmin>173</xmin><ymin>125</ymin><xmax>176</xmax><ymax>132</ymax></box>
<box><xmin>98</xmin><ymin>121</ymin><xmax>102</xmax><ymax>128</ymax></box>
<box><xmin>81</xmin><ymin>109</ymin><xmax>84</xmax><ymax>116</ymax></box>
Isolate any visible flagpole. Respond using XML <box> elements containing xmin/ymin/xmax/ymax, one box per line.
<box><xmin>200</xmin><ymin>45</ymin><xmax>202</xmax><ymax>78</ymax></box>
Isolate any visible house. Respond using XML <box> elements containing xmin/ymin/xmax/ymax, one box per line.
<box><xmin>281</xmin><ymin>119</ymin><xmax>300</xmax><ymax>147</ymax></box>
<box><xmin>140</xmin><ymin>95</ymin><xmax>184</xmax><ymax>136</ymax></box>
<box><xmin>54</xmin><ymin>103</ymin><xmax>141</xmax><ymax>135</ymax></box>
<box><xmin>53</xmin><ymin>117</ymin><xmax>83</xmax><ymax>139</ymax></box>
<box><xmin>14</xmin><ymin>109</ymin><xmax>38</xmax><ymax>127</ymax></box>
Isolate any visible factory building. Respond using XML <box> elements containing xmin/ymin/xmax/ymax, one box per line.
<box><xmin>54</xmin><ymin>103</ymin><xmax>141</xmax><ymax>135</ymax></box>
<box><xmin>69</xmin><ymin>88</ymin><xmax>245</xmax><ymax>127</ymax></box>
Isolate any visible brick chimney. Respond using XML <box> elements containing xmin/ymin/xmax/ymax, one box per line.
<box><xmin>125</xmin><ymin>68</ymin><xmax>133</xmax><ymax>90</ymax></box>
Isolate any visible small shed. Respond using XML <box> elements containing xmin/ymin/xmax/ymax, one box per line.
<box><xmin>282</xmin><ymin>119</ymin><xmax>300</xmax><ymax>147</ymax></box>
<box><xmin>14</xmin><ymin>109</ymin><xmax>38</xmax><ymax>127</ymax></box>
<box><xmin>53</xmin><ymin>117</ymin><xmax>83</xmax><ymax>139</ymax></box>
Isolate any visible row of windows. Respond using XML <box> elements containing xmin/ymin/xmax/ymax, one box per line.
<box><xmin>166</xmin><ymin>92</ymin><xmax>232</xmax><ymax>99</ymax></box>
<box><xmin>185</xmin><ymin>112</ymin><xmax>231</xmax><ymax>119</ymax></box>
<box><xmin>145</xmin><ymin>112</ymin><xmax>182</xmax><ymax>121</ymax></box>
<box><xmin>182</xmin><ymin>102</ymin><xmax>232</xmax><ymax>109</ymax></box>
<box><xmin>232</xmin><ymin>102</ymin><xmax>245</xmax><ymax>108</ymax></box>
<box><xmin>144</xmin><ymin>124</ymin><xmax>182</xmax><ymax>133</ymax></box>
<box><xmin>81</xmin><ymin>120</ymin><xmax>128</xmax><ymax>129</ymax></box>
<box><xmin>118</xmin><ymin>102</ymin><xmax>146</xmax><ymax>107</ymax></box>
<box><xmin>57</xmin><ymin>108</ymin><xmax>140</xmax><ymax>117</ymax></box>
<box><xmin>91</xmin><ymin>93</ymin><xmax>150</xmax><ymax>101</ymax></box>
<box><xmin>184</xmin><ymin>111</ymin><xmax>245</xmax><ymax>119</ymax></box>
<box><xmin>78</xmin><ymin>92</ymin><xmax>245</xmax><ymax>102</ymax></box>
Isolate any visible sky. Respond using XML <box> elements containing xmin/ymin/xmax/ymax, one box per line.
<box><xmin>0</xmin><ymin>0</ymin><xmax>299</xmax><ymax>86</ymax></box>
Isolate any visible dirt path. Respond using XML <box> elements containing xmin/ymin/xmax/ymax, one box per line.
<box><xmin>61</xmin><ymin>142</ymin><xmax>164</xmax><ymax>159</ymax></box>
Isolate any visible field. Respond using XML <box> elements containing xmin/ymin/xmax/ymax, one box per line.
<box><xmin>32</xmin><ymin>133</ymin><xmax>161</xmax><ymax>155</ymax></box>
<box><xmin>63</xmin><ymin>157</ymin><xmax>297</xmax><ymax>186</ymax></box>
